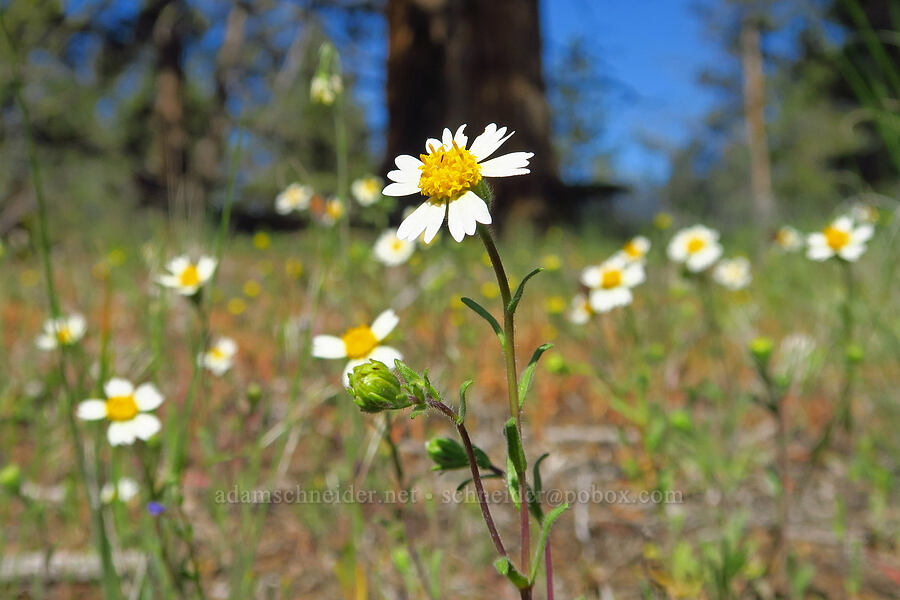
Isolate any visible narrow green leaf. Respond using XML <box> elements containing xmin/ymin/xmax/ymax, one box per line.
<box><xmin>493</xmin><ymin>557</ymin><xmax>530</xmax><ymax>589</ymax></box>
<box><xmin>504</xmin><ymin>418</ymin><xmax>527</xmax><ymax>478</ymax></box>
<box><xmin>457</xmin><ymin>379</ymin><xmax>473</xmax><ymax>425</ymax></box>
<box><xmin>529</xmin><ymin>503</ymin><xmax>569</xmax><ymax>584</ymax></box>
<box><xmin>461</xmin><ymin>297</ymin><xmax>504</xmax><ymax>343</ymax></box>
<box><xmin>506</xmin><ymin>456</ymin><xmax>520</xmax><ymax>509</ymax></box>
<box><xmin>507</xmin><ymin>267</ymin><xmax>543</xmax><ymax>314</ymax></box>
<box><xmin>455</xmin><ymin>472</ymin><xmax>501</xmax><ymax>492</ymax></box>
<box><xmin>532</xmin><ymin>453</ymin><xmax>550</xmax><ymax>499</ymax></box>
<box><xmin>517</xmin><ymin>343</ymin><xmax>553</xmax><ymax>409</ymax></box>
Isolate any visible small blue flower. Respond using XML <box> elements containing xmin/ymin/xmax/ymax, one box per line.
<box><xmin>147</xmin><ymin>501</ymin><xmax>166</xmax><ymax>516</ymax></box>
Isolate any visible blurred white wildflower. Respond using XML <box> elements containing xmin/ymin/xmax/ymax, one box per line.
<box><xmin>275</xmin><ymin>183</ymin><xmax>313</xmax><ymax>215</ymax></box>
<box><xmin>774</xmin><ymin>226</ymin><xmax>803</xmax><ymax>252</ymax></box>
<box><xmin>199</xmin><ymin>337</ymin><xmax>238</xmax><ymax>376</ymax></box>
<box><xmin>36</xmin><ymin>314</ymin><xmax>86</xmax><ymax>350</ymax></box>
<box><xmin>312</xmin><ymin>310</ymin><xmax>402</xmax><ymax>387</ymax></box>
<box><xmin>351</xmin><ymin>176</ymin><xmax>382</xmax><ymax>207</ymax></box>
<box><xmin>157</xmin><ymin>255</ymin><xmax>216</xmax><ymax>296</ymax></box>
<box><xmin>713</xmin><ymin>257</ymin><xmax>751</xmax><ymax>290</ymax></box>
<box><xmin>667</xmin><ymin>225</ymin><xmax>723</xmax><ymax>272</ymax></box>
<box><xmin>77</xmin><ymin>378</ymin><xmax>163</xmax><ymax>446</ymax></box>
<box><xmin>373</xmin><ymin>230</ymin><xmax>415</xmax><ymax>266</ymax></box>
<box><xmin>100</xmin><ymin>478</ymin><xmax>139</xmax><ymax>504</ymax></box>
<box><xmin>581</xmin><ymin>255</ymin><xmax>645</xmax><ymax>313</ymax></box>
<box><xmin>806</xmin><ymin>216</ymin><xmax>873</xmax><ymax>262</ymax></box>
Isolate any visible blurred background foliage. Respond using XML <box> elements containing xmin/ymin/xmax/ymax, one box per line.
<box><xmin>0</xmin><ymin>0</ymin><xmax>897</xmax><ymax>231</ymax></box>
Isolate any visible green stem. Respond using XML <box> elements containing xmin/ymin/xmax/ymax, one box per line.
<box><xmin>477</xmin><ymin>225</ymin><xmax>531</xmax><ymax>590</ymax></box>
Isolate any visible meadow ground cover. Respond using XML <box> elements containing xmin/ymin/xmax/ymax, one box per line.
<box><xmin>1</xmin><ymin>167</ymin><xmax>899</xmax><ymax>597</ymax></box>
<box><xmin>2</xmin><ymin>2</ymin><xmax>900</xmax><ymax>598</ymax></box>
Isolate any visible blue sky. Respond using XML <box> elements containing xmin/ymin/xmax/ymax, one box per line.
<box><xmin>541</xmin><ymin>0</ymin><xmax>721</xmax><ymax>181</ymax></box>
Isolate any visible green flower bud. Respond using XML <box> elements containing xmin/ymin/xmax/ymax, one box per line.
<box><xmin>749</xmin><ymin>336</ymin><xmax>774</xmax><ymax>365</ymax></box>
<box><xmin>246</xmin><ymin>382</ymin><xmax>262</xmax><ymax>412</ymax></box>
<box><xmin>425</xmin><ymin>437</ymin><xmax>491</xmax><ymax>471</ymax></box>
<box><xmin>645</xmin><ymin>342</ymin><xmax>666</xmax><ymax>364</ymax></box>
<box><xmin>0</xmin><ymin>464</ymin><xmax>21</xmax><ymax>494</ymax></box>
<box><xmin>544</xmin><ymin>353</ymin><xmax>568</xmax><ymax>375</ymax></box>
<box><xmin>347</xmin><ymin>360</ymin><xmax>412</xmax><ymax>413</ymax></box>
<box><xmin>845</xmin><ymin>343</ymin><xmax>864</xmax><ymax>365</ymax></box>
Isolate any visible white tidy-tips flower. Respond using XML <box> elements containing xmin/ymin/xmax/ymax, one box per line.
<box><xmin>157</xmin><ymin>255</ymin><xmax>217</xmax><ymax>296</ymax></box>
<box><xmin>319</xmin><ymin>198</ymin><xmax>345</xmax><ymax>226</ymax></box>
<box><xmin>849</xmin><ymin>203</ymin><xmax>878</xmax><ymax>225</ymax></box>
<box><xmin>774</xmin><ymin>225</ymin><xmax>803</xmax><ymax>252</ymax></box>
<box><xmin>713</xmin><ymin>257</ymin><xmax>752</xmax><ymax>290</ymax></box>
<box><xmin>276</xmin><ymin>183</ymin><xmax>313</xmax><ymax>215</ymax></box>
<box><xmin>615</xmin><ymin>236</ymin><xmax>651</xmax><ymax>263</ymax></box>
<box><xmin>100</xmin><ymin>478</ymin><xmax>139</xmax><ymax>504</ymax></box>
<box><xmin>806</xmin><ymin>216</ymin><xmax>873</xmax><ymax>262</ymax></box>
<box><xmin>352</xmin><ymin>176</ymin><xmax>383</xmax><ymax>207</ymax></box>
<box><xmin>36</xmin><ymin>313</ymin><xmax>86</xmax><ymax>350</ymax></box>
<box><xmin>76</xmin><ymin>378</ymin><xmax>163</xmax><ymax>446</ymax></box>
<box><xmin>312</xmin><ymin>309</ymin><xmax>403</xmax><ymax>387</ymax></box>
<box><xmin>568</xmin><ymin>293</ymin><xmax>593</xmax><ymax>325</ymax></box>
<box><xmin>386</xmin><ymin>123</ymin><xmax>533</xmax><ymax>243</ymax></box>
<box><xmin>199</xmin><ymin>337</ymin><xmax>238</xmax><ymax>376</ymax></box>
<box><xmin>373</xmin><ymin>230</ymin><xmax>415</xmax><ymax>266</ymax></box>
<box><xmin>581</xmin><ymin>255</ymin><xmax>645</xmax><ymax>313</ymax></box>
<box><xmin>667</xmin><ymin>225</ymin><xmax>723</xmax><ymax>272</ymax></box>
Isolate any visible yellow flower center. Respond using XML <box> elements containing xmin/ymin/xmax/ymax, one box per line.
<box><xmin>56</xmin><ymin>326</ymin><xmax>72</xmax><ymax>344</ymax></box>
<box><xmin>326</xmin><ymin>201</ymin><xmax>344</xmax><ymax>219</ymax></box>
<box><xmin>180</xmin><ymin>265</ymin><xmax>200</xmax><ymax>287</ymax></box>
<box><xmin>364</xmin><ymin>179</ymin><xmax>379</xmax><ymax>193</ymax></box>
<box><xmin>686</xmin><ymin>237</ymin><xmax>706</xmax><ymax>254</ymax></box>
<box><xmin>623</xmin><ymin>241</ymin><xmax>642</xmax><ymax>258</ymax></box>
<box><xmin>342</xmin><ymin>326</ymin><xmax>378</xmax><ymax>359</ymax></box>
<box><xmin>105</xmin><ymin>395</ymin><xmax>139</xmax><ymax>422</ymax></box>
<box><xmin>824</xmin><ymin>226</ymin><xmax>849</xmax><ymax>250</ymax></box>
<box><xmin>418</xmin><ymin>142</ymin><xmax>482</xmax><ymax>201</ymax></box>
<box><xmin>601</xmin><ymin>269</ymin><xmax>622</xmax><ymax>289</ymax></box>
<box><xmin>210</xmin><ymin>347</ymin><xmax>226</xmax><ymax>360</ymax></box>
<box><xmin>390</xmin><ymin>239</ymin><xmax>405</xmax><ymax>251</ymax></box>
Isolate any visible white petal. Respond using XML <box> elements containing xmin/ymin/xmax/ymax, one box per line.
<box><xmin>441</xmin><ymin>127</ymin><xmax>453</xmax><ymax>148</ymax></box>
<box><xmin>398</xmin><ymin>202</ymin><xmax>445</xmax><ymax>243</ymax></box>
<box><xmin>468</xmin><ymin>123</ymin><xmax>513</xmax><ymax>161</ymax></box>
<box><xmin>383</xmin><ymin>181</ymin><xmax>422</xmax><ymax>197</ymax></box>
<box><xmin>807</xmin><ymin>242</ymin><xmax>833</xmax><ymax>261</ymax></box>
<box><xmin>457</xmin><ymin>191</ymin><xmax>491</xmax><ymax>227</ymax></box>
<box><xmin>387</xmin><ymin>168</ymin><xmax>420</xmax><ymax>184</ymax></box>
<box><xmin>197</xmin><ymin>257</ymin><xmax>217</xmax><ymax>281</ymax></box>
<box><xmin>838</xmin><ymin>243</ymin><xmax>865</xmax><ymax>262</ymax></box>
<box><xmin>166</xmin><ymin>256</ymin><xmax>189</xmax><ymax>275</ymax></box>
<box><xmin>453</xmin><ymin>124</ymin><xmax>468</xmax><ymax>148</ymax></box>
<box><xmin>370</xmin><ymin>310</ymin><xmax>399</xmax><ymax>341</ymax></box>
<box><xmin>623</xmin><ymin>263</ymin><xmax>645</xmax><ymax>287</ymax></box>
<box><xmin>832</xmin><ymin>215</ymin><xmax>853</xmax><ymax>231</ymax></box>
<box><xmin>217</xmin><ymin>337</ymin><xmax>238</xmax><ymax>356</ymax></box>
<box><xmin>131</xmin><ymin>414</ymin><xmax>161</xmax><ymax>441</ymax></box>
<box><xmin>394</xmin><ymin>154</ymin><xmax>423</xmax><ymax>171</ymax></box>
<box><xmin>807</xmin><ymin>233</ymin><xmax>826</xmax><ymax>248</ymax></box>
<box><xmin>447</xmin><ymin>197</ymin><xmax>474</xmax><ymax>242</ymax></box>
<box><xmin>156</xmin><ymin>275</ymin><xmax>180</xmax><ymax>289</ymax></box>
<box><xmin>134</xmin><ymin>383</ymin><xmax>163</xmax><ymax>412</ymax></box>
<box><xmin>77</xmin><ymin>399</ymin><xmax>108</xmax><ymax>421</ymax></box>
<box><xmin>104</xmin><ymin>378</ymin><xmax>134</xmax><ymax>398</ymax></box>
<box><xmin>589</xmin><ymin>288</ymin><xmax>632</xmax><ymax>313</ymax></box>
<box><xmin>36</xmin><ymin>334</ymin><xmax>58</xmax><ymax>351</ymax></box>
<box><xmin>581</xmin><ymin>266</ymin><xmax>602</xmax><ymax>288</ymax></box>
<box><xmin>107</xmin><ymin>422</ymin><xmax>137</xmax><ymax>446</ymax></box>
<box><xmin>425</xmin><ymin>137</ymin><xmax>443</xmax><ymax>153</ymax></box>
<box><xmin>368</xmin><ymin>345</ymin><xmax>403</xmax><ymax>368</ymax></box>
<box><xmin>312</xmin><ymin>335</ymin><xmax>347</xmax><ymax>359</ymax></box>
<box><xmin>853</xmin><ymin>224</ymin><xmax>874</xmax><ymax>244</ymax></box>
<box><xmin>68</xmin><ymin>315</ymin><xmax>87</xmax><ymax>340</ymax></box>
<box><xmin>478</xmin><ymin>152</ymin><xmax>533</xmax><ymax>177</ymax></box>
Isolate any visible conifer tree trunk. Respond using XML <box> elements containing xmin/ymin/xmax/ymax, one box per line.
<box><xmin>740</xmin><ymin>17</ymin><xmax>775</xmax><ymax>227</ymax></box>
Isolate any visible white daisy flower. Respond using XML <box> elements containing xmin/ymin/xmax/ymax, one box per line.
<box><xmin>386</xmin><ymin>123</ymin><xmax>533</xmax><ymax>243</ymax></box>
<box><xmin>351</xmin><ymin>176</ymin><xmax>383</xmax><ymax>207</ymax></box>
<box><xmin>615</xmin><ymin>236</ymin><xmax>651</xmax><ymax>263</ymax></box>
<box><xmin>199</xmin><ymin>337</ymin><xmax>238</xmax><ymax>376</ymax></box>
<box><xmin>568</xmin><ymin>294</ymin><xmax>593</xmax><ymax>325</ymax></box>
<box><xmin>275</xmin><ymin>183</ymin><xmax>313</xmax><ymax>215</ymax></box>
<box><xmin>312</xmin><ymin>309</ymin><xmax>403</xmax><ymax>387</ymax></box>
<box><xmin>157</xmin><ymin>255</ymin><xmax>216</xmax><ymax>296</ymax></box>
<box><xmin>667</xmin><ymin>225</ymin><xmax>723</xmax><ymax>272</ymax></box>
<box><xmin>76</xmin><ymin>378</ymin><xmax>163</xmax><ymax>446</ymax></box>
<box><xmin>806</xmin><ymin>216</ymin><xmax>873</xmax><ymax>262</ymax></box>
<box><xmin>373</xmin><ymin>230</ymin><xmax>415</xmax><ymax>266</ymax></box>
<box><xmin>712</xmin><ymin>257</ymin><xmax>751</xmax><ymax>290</ymax></box>
<box><xmin>36</xmin><ymin>313</ymin><xmax>86</xmax><ymax>350</ymax></box>
<box><xmin>774</xmin><ymin>226</ymin><xmax>803</xmax><ymax>252</ymax></box>
<box><xmin>849</xmin><ymin>203</ymin><xmax>878</xmax><ymax>224</ymax></box>
<box><xmin>581</xmin><ymin>255</ymin><xmax>645</xmax><ymax>313</ymax></box>
<box><xmin>100</xmin><ymin>477</ymin><xmax>139</xmax><ymax>504</ymax></box>
<box><xmin>319</xmin><ymin>198</ymin><xmax>345</xmax><ymax>226</ymax></box>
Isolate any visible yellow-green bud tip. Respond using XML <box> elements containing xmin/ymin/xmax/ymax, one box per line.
<box><xmin>0</xmin><ymin>464</ymin><xmax>21</xmax><ymax>494</ymax></box>
<box><xmin>749</xmin><ymin>337</ymin><xmax>774</xmax><ymax>362</ymax></box>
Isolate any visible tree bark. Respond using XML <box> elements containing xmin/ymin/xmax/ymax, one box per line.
<box><xmin>385</xmin><ymin>0</ymin><xmax>559</xmax><ymax>223</ymax></box>
<box><xmin>740</xmin><ymin>17</ymin><xmax>776</xmax><ymax>227</ymax></box>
